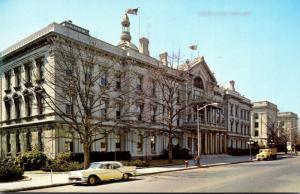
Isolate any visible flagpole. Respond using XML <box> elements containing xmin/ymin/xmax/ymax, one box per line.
<box><xmin>138</xmin><ymin>7</ymin><xmax>141</xmax><ymax>39</ymax></box>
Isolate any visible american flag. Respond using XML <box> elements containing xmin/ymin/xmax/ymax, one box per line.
<box><xmin>126</xmin><ymin>8</ymin><xmax>138</xmax><ymax>15</ymax></box>
<box><xmin>189</xmin><ymin>44</ymin><xmax>198</xmax><ymax>50</ymax></box>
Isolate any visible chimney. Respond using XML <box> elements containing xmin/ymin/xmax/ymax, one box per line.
<box><xmin>229</xmin><ymin>80</ymin><xmax>235</xmax><ymax>91</ymax></box>
<box><xmin>139</xmin><ymin>37</ymin><xmax>149</xmax><ymax>56</ymax></box>
<box><xmin>159</xmin><ymin>52</ymin><xmax>168</xmax><ymax>66</ymax></box>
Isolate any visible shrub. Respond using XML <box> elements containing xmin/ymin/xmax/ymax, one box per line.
<box><xmin>15</xmin><ymin>149</ymin><xmax>48</xmax><ymax>171</ymax></box>
<box><xmin>0</xmin><ymin>159</ymin><xmax>24</xmax><ymax>182</ymax></box>
<box><xmin>160</xmin><ymin>145</ymin><xmax>193</xmax><ymax>159</ymax></box>
<box><xmin>42</xmin><ymin>160</ymin><xmax>83</xmax><ymax>172</ymax></box>
<box><xmin>72</xmin><ymin>151</ymin><xmax>131</xmax><ymax>162</ymax></box>
<box><xmin>122</xmin><ymin>159</ymin><xmax>150</xmax><ymax>167</ymax></box>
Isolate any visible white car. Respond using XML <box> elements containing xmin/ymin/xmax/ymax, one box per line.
<box><xmin>68</xmin><ymin>161</ymin><xmax>137</xmax><ymax>185</ymax></box>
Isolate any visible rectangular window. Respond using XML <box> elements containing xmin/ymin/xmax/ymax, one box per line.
<box><xmin>137</xmin><ymin>75</ymin><xmax>143</xmax><ymax>91</ymax></box>
<box><xmin>177</xmin><ymin>90</ymin><xmax>180</xmax><ymax>104</ymax></box>
<box><xmin>116</xmin><ymin>104</ymin><xmax>122</xmax><ymax>119</ymax></box>
<box><xmin>14</xmin><ymin>99</ymin><xmax>21</xmax><ymax>119</ymax></box>
<box><xmin>254</xmin><ymin>130</ymin><xmax>259</xmax><ymax>137</ymax></box>
<box><xmin>14</xmin><ymin>67</ymin><xmax>21</xmax><ymax>88</ymax></box>
<box><xmin>101</xmin><ymin>100</ymin><xmax>109</xmax><ymax>119</ymax></box>
<box><xmin>152</xmin><ymin>81</ymin><xmax>156</xmax><ymax>96</ymax></box>
<box><xmin>24</xmin><ymin>64</ymin><xmax>32</xmax><ymax>83</ymax></box>
<box><xmin>137</xmin><ymin>134</ymin><xmax>143</xmax><ymax>152</ymax></box>
<box><xmin>116</xmin><ymin>73</ymin><xmax>121</xmax><ymax>89</ymax></box>
<box><xmin>254</xmin><ymin>113</ymin><xmax>258</xmax><ymax>119</ymax></box>
<box><xmin>230</xmin><ymin>104</ymin><xmax>233</xmax><ymax>116</ymax></box>
<box><xmin>66</xmin><ymin>104</ymin><xmax>72</xmax><ymax>115</ymax></box>
<box><xmin>5</xmin><ymin>101</ymin><xmax>11</xmax><ymax>120</ymax></box>
<box><xmin>5</xmin><ymin>71</ymin><xmax>11</xmax><ymax>91</ymax></box>
<box><xmin>38</xmin><ymin>131</ymin><xmax>44</xmax><ymax>151</ymax></box>
<box><xmin>150</xmin><ymin>135</ymin><xmax>156</xmax><ymax>152</ymax></box>
<box><xmin>115</xmin><ymin>134</ymin><xmax>121</xmax><ymax>151</ymax></box>
<box><xmin>6</xmin><ymin>134</ymin><xmax>11</xmax><ymax>154</ymax></box>
<box><xmin>26</xmin><ymin>132</ymin><xmax>32</xmax><ymax>151</ymax></box>
<box><xmin>235</xmin><ymin>105</ymin><xmax>239</xmax><ymax>118</ymax></box>
<box><xmin>101</xmin><ymin>142</ymin><xmax>107</xmax><ymax>151</ymax></box>
<box><xmin>100</xmin><ymin>76</ymin><xmax>107</xmax><ymax>86</ymax></box>
<box><xmin>16</xmin><ymin>132</ymin><xmax>21</xmax><ymax>153</ymax></box>
<box><xmin>151</xmin><ymin>106</ymin><xmax>157</xmax><ymax>122</ymax></box>
<box><xmin>25</xmin><ymin>97</ymin><xmax>32</xmax><ymax>117</ymax></box>
<box><xmin>138</xmin><ymin>104</ymin><xmax>144</xmax><ymax>121</ymax></box>
<box><xmin>36</xmin><ymin>57</ymin><xmax>45</xmax><ymax>81</ymax></box>
<box><xmin>254</xmin><ymin>122</ymin><xmax>259</xmax><ymax>128</ymax></box>
<box><xmin>37</xmin><ymin>93</ymin><xmax>44</xmax><ymax>115</ymax></box>
<box><xmin>64</xmin><ymin>139</ymin><xmax>73</xmax><ymax>152</ymax></box>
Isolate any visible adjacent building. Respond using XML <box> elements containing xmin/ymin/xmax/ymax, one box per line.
<box><xmin>223</xmin><ymin>81</ymin><xmax>252</xmax><ymax>150</ymax></box>
<box><xmin>277</xmin><ymin>112</ymin><xmax>298</xmax><ymax>150</ymax></box>
<box><xmin>251</xmin><ymin>101</ymin><xmax>278</xmax><ymax>147</ymax></box>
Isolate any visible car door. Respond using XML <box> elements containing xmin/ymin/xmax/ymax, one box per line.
<box><xmin>96</xmin><ymin>163</ymin><xmax>114</xmax><ymax>181</ymax></box>
<box><xmin>111</xmin><ymin>163</ymin><xmax>124</xmax><ymax>180</ymax></box>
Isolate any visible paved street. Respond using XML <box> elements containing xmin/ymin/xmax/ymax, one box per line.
<box><xmin>24</xmin><ymin>156</ymin><xmax>300</xmax><ymax>192</ymax></box>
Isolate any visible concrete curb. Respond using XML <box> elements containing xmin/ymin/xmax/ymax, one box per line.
<box><xmin>2</xmin><ymin>159</ymin><xmax>254</xmax><ymax>192</ymax></box>
<box><xmin>3</xmin><ymin>182</ymin><xmax>74</xmax><ymax>193</ymax></box>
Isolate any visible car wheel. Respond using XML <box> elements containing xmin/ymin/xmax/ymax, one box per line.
<box><xmin>123</xmin><ymin>173</ymin><xmax>130</xmax><ymax>181</ymax></box>
<box><xmin>88</xmin><ymin>175</ymin><xmax>99</xmax><ymax>185</ymax></box>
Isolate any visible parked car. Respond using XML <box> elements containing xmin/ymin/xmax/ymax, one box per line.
<box><xmin>256</xmin><ymin>148</ymin><xmax>277</xmax><ymax>161</ymax></box>
<box><xmin>68</xmin><ymin>161</ymin><xmax>137</xmax><ymax>185</ymax></box>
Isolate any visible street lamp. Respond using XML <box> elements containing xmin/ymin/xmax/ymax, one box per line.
<box><xmin>247</xmin><ymin>138</ymin><xmax>254</xmax><ymax>160</ymax></box>
<box><xmin>196</xmin><ymin>102</ymin><xmax>219</xmax><ymax>166</ymax></box>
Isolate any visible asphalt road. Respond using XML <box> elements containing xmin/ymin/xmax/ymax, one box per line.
<box><xmin>24</xmin><ymin>155</ymin><xmax>300</xmax><ymax>192</ymax></box>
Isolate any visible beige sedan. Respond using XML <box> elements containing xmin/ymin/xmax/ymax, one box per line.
<box><xmin>68</xmin><ymin>161</ymin><xmax>137</xmax><ymax>185</ymax></box>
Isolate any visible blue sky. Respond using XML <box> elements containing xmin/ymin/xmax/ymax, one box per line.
<box><xmin>1</xmin><ymin>0</ymin><xmax>300</xmax><ymax>117</ymax></box>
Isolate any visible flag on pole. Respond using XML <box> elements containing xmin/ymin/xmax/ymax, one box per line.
<box><xmin>126</xmin><ymin>8</ymin><xmax>138</xmax><ymax>15</ymax></box>
<box><xmin>189</xmin><ymin>44</ymin><xmax>198</xmax><ymax>50</ymax></box>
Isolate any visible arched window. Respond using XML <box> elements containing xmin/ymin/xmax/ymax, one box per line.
<box><xmin>4</xmin><ymin>96</ymin><xmax>12</xmax><ymax>120</ymax></box>
<box><xmin>194</xmin><ymin>76</ymin><xmax>204</xmax><ymax>89</ymax></box>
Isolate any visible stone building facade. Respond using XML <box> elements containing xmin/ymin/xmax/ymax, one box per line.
<box><xmin>277</xmin><ymin>112</ymin><xmax>298</xmax><ymax>149</ymax></box>
<box><xmin>0</xmin><ymin>15</ymin><xmax>252</xmax><ymax>159</ymax></box>
<box><xmin>223</xmin><ymin>81</ymin><xmax>252</xmax><ymax>150</ymax></box>
<box><xmin>251</xmin><ymin>101</ymin><xmax>278</xmax><ymax>147</ymax></box>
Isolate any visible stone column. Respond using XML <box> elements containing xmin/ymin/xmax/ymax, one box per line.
<box><xmin>219</xmin><ymin>133</ymin><xmax>223</xmax><ymax>154</ymax></box>
<box><xmin>191</xmin><ymin>136</ymin><xmax>194</xmax><ymax>154</ymax></box>
<box><xmin>205</xmin><ymin>132</ymin><xmax>208</xmax><ymax>154</ymax></box>
<box><xmin>216</xmin><ymin>134</ymin><xmax>219</xmax><ymax>154</ymax></box>
<box><xmin>215</xmin><ymin>133</ymin><xmax>219</xmax><ymax>154</ymax></box>
<box><xmin>224</xmin><ymin>134</ymin><xmax>227</xmax><ymax>153</ymax></box>
<box><xmin>211</xmin><ymin>133</ymin><xmax>213</xmax><ymax>154</ymax></box>
<box><xmin>204</xmin><ymin>107</ymin><xmax>207</xmax><ymax>124</ymax></box>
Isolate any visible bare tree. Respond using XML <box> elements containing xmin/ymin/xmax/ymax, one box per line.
<box><xmin>144</xmin><ymin>52</ymin><xmax>190</xmax><ymax>163</ymax></box>
<box><xmin>266</xmin><ymin>120</ymin><xmax>289</xmax><ymax>149</ymax></box>
<box><xmin>36</xmin><ymin>36</ymin><xmax>136</xmax><ymax>168</ymax></box>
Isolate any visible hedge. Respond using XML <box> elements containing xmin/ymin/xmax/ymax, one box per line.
<box><xmin>15</xmin><ymin>150</ymin><xmax>48</xmax><ymax>171</ymax></box>
<box><xmin>0</xmin><ymin>159</ymin><xmax>24</xmax><ymax>182</ymax></box>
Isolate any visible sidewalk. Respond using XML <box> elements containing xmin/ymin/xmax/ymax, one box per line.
<box><xmin>0</xmin><ymin>154</ymin><xmax>263</xmax><ymax>192</ymax></box>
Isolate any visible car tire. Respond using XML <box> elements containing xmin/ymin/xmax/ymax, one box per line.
<box><xmin>123</xmin><ymin>173</ymin><xmax>130</xmax><ymax>181</ymax></box>
<box><xmin>88</xmin><ymin>175</ymin><xmax>99</xmax><ymax>185</ymax></box>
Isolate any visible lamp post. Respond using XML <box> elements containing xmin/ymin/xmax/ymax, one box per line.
<box><xmin>196</xmin><ymin>102</ymin><xmax>219</xmax><ymax>166</ymax></box>
<box><xmin>247</xmin><ymin>138</ymin><xmax>254</xmax><ymax>160</ymax></box>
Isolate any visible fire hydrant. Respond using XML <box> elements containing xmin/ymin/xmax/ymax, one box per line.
<box><xmin>184</xmin><ymin>160</ymin><xmax>189</xmax><ymax>168</ymax></box>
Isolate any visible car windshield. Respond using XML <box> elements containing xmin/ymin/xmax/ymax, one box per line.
<box><xmin>88</xmin><ymin>163</ymin><xmax>100</xmax><ymax>169</ymax></box>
